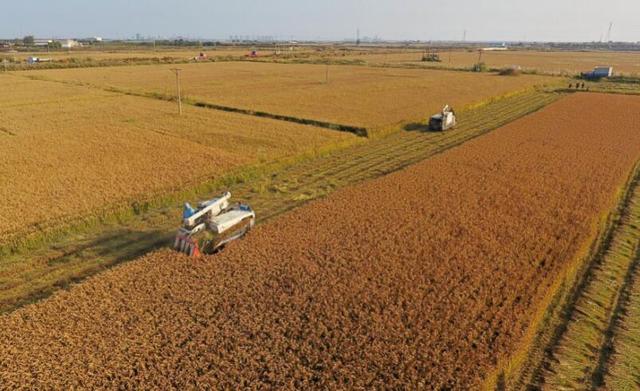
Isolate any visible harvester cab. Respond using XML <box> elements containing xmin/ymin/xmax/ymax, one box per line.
<box><xmin>429</xmin><ymin>105</ymin><xmax>457</xmax><ymax>131</ymax></box>
<box><xmin>174</xmin><ymin>192</ymin><xmax>255</xmax><ymax>256</ymax></box>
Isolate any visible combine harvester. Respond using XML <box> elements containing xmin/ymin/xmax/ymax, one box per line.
<box><xmin>429</xmin><ymin>105</ymin><xmax>457</xmax><ymax>131</ymax></box>
<box><xmin>174</xmin><ymin>192</ymin><xmax>255</xmax><ymax>256</ymax></box>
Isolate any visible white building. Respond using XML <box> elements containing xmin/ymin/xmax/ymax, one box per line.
<box><xmin>59</xmin><ymin>39</ymin><xmax>81</xmax><ymax>49</ymax></box>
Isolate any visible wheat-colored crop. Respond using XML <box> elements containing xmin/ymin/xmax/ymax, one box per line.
<box><xmin>1</xmin><ymin>93</ymin><xmax>639</xmax><ymax>388</ymax></box>
<box><xmin>0</xmin><ymin>74</ymin><xmax>354</xmax><ymax>239</ymax></box>
<box><xmin>31</xmin><ymin>62</ymin><xmax>555</xmax><ymax>130</ymax></box>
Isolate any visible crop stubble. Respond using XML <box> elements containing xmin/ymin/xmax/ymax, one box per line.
<box><xmin>1</xmin><ymin>93</ymin><xmax>640</xmax><ymax>388</ymax></box>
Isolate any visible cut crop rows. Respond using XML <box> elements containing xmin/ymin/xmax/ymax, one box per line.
<box><xmin>533</xmin><ymin>164</ymin><xmax>640</xmax><ymax>390</ymax></box>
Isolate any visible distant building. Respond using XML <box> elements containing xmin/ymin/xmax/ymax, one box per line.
<box><xmin>59</xmin><ymin>39</ymin><xmax>81</xmax><ymax>49</ymax></box>
<box><xmin>33</xmin><ymin>39</ymin><xmax>53</xmax><ymax>47</ymax></box>
<box><xmin>593</xmin><ymin>66</ymin><xmax>614</xmax><ymax>78</ymax></box>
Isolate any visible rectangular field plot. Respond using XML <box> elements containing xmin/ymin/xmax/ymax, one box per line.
<box><xmin>0</xmin><ymin>74</ymin><xmax>355</xmax><ymax>240</ymax></box>
<box><xmin>2</xmin><ymin>94</ymin><xmax>640</xmax><ymax>389</ymax></box>
<box><xmin>32</xmin><ymin>62</ymin><xmax>554</xmax><ymax>131</ymax></box>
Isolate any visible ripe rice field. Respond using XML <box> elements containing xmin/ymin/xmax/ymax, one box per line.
<box><xmin>29</xmin><ymin>61</ymin><xmax>556</xmax><ymax>131</ymax></box>
<box><xmin>347</xmin><ymin>49</ymin><xmax>640</xmax><ymax>76</ymax></box>
<box><xmin>0</xmin><ymin>88</ymin><xmax>558</xmax><ymax>314</ymax></box>
<box><xmin>0</xmin><ymin>73</ymin><xmax>356</xmax><ymax>248</ymax></box>
<box><xmin>1</xmin><ymin>93</ymin><xmax>639</xmax><ymax>388</ymax></box>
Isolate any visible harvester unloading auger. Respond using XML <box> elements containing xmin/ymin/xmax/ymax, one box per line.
<box><xmin>174</xmin><ymin>192</ymin><xmax>255</xmax><ymax>256</ymax></box>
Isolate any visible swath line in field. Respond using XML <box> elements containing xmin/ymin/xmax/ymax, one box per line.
<box><xmin>500</xmin><ymin>161</ymin><xmax>640</xmax><ymax>390</ymax></box>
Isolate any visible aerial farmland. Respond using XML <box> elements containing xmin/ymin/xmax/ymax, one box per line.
<box><xmin>2</xmin><ymin>2</ymin><xmax>640</xmax><ymax>389</ymax></box>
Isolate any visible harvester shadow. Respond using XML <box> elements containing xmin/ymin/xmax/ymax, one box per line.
<box><xmin>47</xmin><ymin>228</ymin><xmax>172</xmax><ymax>267</ymax></box>
<box><xmin>403</xmin><ymin>123</ymin><xmax>436</xmax><ymax>132</ymax></box>
<box><xmin>4</xmin><ymin>228</ymin><xmax>174</xmax><ymax>314</ymax></box>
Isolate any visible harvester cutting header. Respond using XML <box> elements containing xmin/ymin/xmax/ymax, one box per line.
<box><xmin>174</xmin><ymin>192</ymin><xmax>255</xmax><ymax>256</ymax></box>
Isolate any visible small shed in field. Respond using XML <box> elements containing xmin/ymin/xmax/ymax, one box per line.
<box><xmin>593</xmin><ymin>66</ymin><xmax>614</xmax><ymax>78</ymax></box>
<box><xmin>582</xmin><ymin>66</ymin><xmax>613</xmax><ymax>80</ymax></box>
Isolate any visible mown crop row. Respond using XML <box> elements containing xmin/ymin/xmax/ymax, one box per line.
<box><xmin>1</xmin><ymin>93</ymin><xmax>639</xmax><ymax>388</ymax></box>
<box><xmin>531</xmin><ymin>164</ymin><xmax>640</xmax><ymax>390</ymax></box>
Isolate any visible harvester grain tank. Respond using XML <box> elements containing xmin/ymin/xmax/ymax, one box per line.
<box><xmin>174</xmin><ymin>192</ymin><xmax>255</xmax><ymax>256</ymax></box>
<box><xmin>429</xmin><ymin>105</ymin><xmax>457</xmax><ymax>131</ymax></box>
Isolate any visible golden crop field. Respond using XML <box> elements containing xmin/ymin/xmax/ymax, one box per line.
<box><xmin>347</xmin><ymin>49</ymin><xmax>640</xmax><ymax>75</ymax></box>
<box><xmin>31</xmin><ymin>62</ymin><xmax>555</xmax><ymax>131</ymax></box>
<box><xmin>0</xmin><ymin>73</ymin><xmax>355</xmax><ymax>241</ymax></box>
<box><xmin>2</xmin><ymin>94</ymin><xmax>640</xmax><ymax>389</ymax></box>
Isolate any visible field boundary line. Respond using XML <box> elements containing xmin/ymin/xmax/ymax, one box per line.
<box><xmin>484</xmin><ymin>159</ymin><xmax>640</xmax><ymax>390</ymax></box>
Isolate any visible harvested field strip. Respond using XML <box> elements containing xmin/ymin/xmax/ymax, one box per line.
<box><xmin>536</xmin><ymin>165</ymin><xmax>640</xmax><ymax>390</ymax></box>
<box><xmin>1</xmin><ymin>93</ymin><xmax>639</xmax><ymax>389</ymax></box>
<box><xmin>604</xmin><ymin>216</ymin><xmax>640</xmax><ymax>389</ymax></box>
<box><xmin>0</xmin><ymin>90</ymin><xmax>557</xmax><ymax>314</ymax></box>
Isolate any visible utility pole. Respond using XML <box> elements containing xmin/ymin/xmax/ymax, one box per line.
<box><xmin>325</xmin><ymin>63</ymin><xmax>330</xmax><ymax>84</ymax></box>
<box><xmin>170</xmin><ymin>68</ymin><xmax>183</xmax><ymax>115</ymax></box>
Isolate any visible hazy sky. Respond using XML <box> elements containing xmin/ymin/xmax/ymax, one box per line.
<box><xmin>1</xmin><ymin>0</ymin><xmax>638</xmax><ymax>42</ymax></box>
